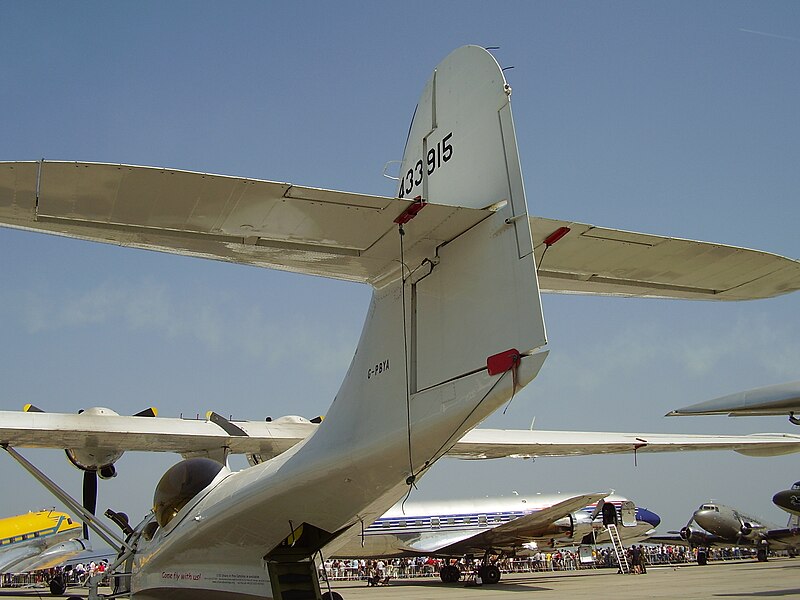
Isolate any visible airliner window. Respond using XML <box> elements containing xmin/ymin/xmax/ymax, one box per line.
<box><xmin>67</xmin><ymin>519</ymin><xmax>73</xmax><ymax>525</ymax></box>
<box><xmin>398</xmin><ymin>521</ymin><xmax>406</xmax><ymax>528</ymax></box>
<box><xmin>793</xmin><ymin>482</ymin><xmax>800</xmax><ymax>490</ymax></box>
<box><xmin>431</xmin><ymin>517</ymin><xmax>440</xmax><ymax>529</ymax></box>
<box><xmin>478</xmin><ymin>515</ymin><xmax>488</xmax><ymax>527</ymax></box>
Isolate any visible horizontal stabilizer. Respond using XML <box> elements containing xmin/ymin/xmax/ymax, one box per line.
<box><xmin>2</xmin><ymin>163</ymin><xmax>796</xmax><ymax>298</ymax></box>
<box><xmin>0</xmin><ymin>161</ymin><xmax>490</xmax><ymax>287</ymax></box>
<box><xmin>531</xmin><ymin>216</ymin><xmax>800</xmax><ymax>300</ymax></box>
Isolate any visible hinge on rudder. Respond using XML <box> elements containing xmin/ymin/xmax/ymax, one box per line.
<box><xmin>486</xmin><ymin>349</ymin><xmax>521</xmax><ymax>376</ymax></box>
<box><xmin>394</xmin><ymin>196</ymin><xmax>426</xmax><ymax>225</ymax></box>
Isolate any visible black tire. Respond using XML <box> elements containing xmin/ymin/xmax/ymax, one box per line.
<box><xmin>697</xmin><ymin>550</ymin><xmax>707</xmax><ymax>566</ymax></box>
<box><xmin>479</xmin><ymin>565</ymin><xmax>502</xmax><ymax>585</ymax></box>
<box><xmin>321</xmin><ymin>592</ymin><xmax>344</xmax><ymax>600</ymax></box>
<box><xmin>49</xmin><ymin>575</ymin><xmax>67</xmax><ymax>596</ymax></box>
<box><xmin>757</xmin><ymin>547</ymin><xmax>768</xmax><ymax>562</ymax></box>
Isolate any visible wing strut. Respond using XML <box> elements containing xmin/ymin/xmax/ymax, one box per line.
<box><xmin>1</xmin><ymin>444</ymin><xmax>132</xmax><ymax>552</ymax></box>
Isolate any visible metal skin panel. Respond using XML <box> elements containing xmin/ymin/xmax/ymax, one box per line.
<box><xmin>531</xmin><ymin>216</ymin><xmax>800</xmax><ymax>300</ymax></box>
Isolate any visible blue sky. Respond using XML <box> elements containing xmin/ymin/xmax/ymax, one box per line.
<box><xmin>1</xmin><ymin>1</ymin><xmax>799</xmax><ymax>541</ymax></box>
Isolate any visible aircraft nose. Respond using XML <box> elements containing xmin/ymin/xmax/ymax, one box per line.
<box><xmin>637</xmin><ymin>507</ymin><xmax>661</xmax><ymax>528</ymax></box>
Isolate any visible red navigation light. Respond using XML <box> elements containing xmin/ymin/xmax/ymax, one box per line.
<box><xmin>543</xmin><ymin>226</ymin><xmax>570</xmax><ymax>247</ymax></box>
<box><xmin>394</xmin><ymin>196</ymin><xmax>426</xmax><ymax>225</ymax></box>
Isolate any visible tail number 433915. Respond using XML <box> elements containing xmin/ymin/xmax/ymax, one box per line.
<box><xmin>398</xmin><ymin>132</ymin><xmax>453</xmax><ymax>198</ymax></box>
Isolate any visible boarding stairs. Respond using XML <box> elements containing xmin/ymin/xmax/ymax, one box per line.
<box><xmin>607</xmin><ymin>524</ymin><xmax>630</xmax><ymax>574</ymax></box>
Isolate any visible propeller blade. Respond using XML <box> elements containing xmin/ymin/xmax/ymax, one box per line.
<box><xmin>82</xmin><ymin>470</ymin><xmax>98</xmax><ymax>540</ymax></box>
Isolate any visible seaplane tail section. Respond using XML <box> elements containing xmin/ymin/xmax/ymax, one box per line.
<box><xmin>124</xmin><ymin>46</ymin><xmax>547</xmax><ymax>599</ymax></box>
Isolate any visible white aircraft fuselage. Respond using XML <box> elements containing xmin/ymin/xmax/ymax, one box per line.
<box><xmin>334</xmin><ymin>494</ymin><xmax>660</xmax><ymax>559</ymax></box>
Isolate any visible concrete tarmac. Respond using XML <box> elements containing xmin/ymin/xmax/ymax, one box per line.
<box><xmin>330</xmin><ymin>558</ymin><xmax>799</xmax><ymax>600</ymax></box>
<box><xmin>0</xmin><ymin>558</ymin><xmax>796</xmax><ymax>599</ymax></box>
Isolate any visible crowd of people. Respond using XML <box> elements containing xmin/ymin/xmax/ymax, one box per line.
<box><xmin>1</xmin><ymin>559</ymin><xmax>112</xmax><ymax>589</ymax></box>
<box><xmin>0</xmin><ymin>545</ymin><xmax>765</xmax><ymax>589</ymax></box>
<box><xmin>318</xmin><ymin>545</ymin><xmax>762</xmax><ymax>582</ymax></box>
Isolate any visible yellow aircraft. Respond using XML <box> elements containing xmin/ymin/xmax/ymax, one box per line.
<box><xmin>0</xmin><ymin>510</ymin><xmax>87</xmax><ymax>595</ymax></box>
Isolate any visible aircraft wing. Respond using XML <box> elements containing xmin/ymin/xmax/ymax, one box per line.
<box><xmin>0</xmin><ymin>410</ymin><xmax>317</xmax><ymax>462</ymax></box>
<box><xmin>0</xmin><ymin>161</ymin><xmax>490</xmax><ymax>287</ymax></box>
<box><xmin>3</xmin><ymin>411</ymin><xmax>800</xmax><ymax>461</ymax></box>
<box><xmin>450</xmin><ymin>429</ymin><xmax>800</xmax><ymax>459</ymax></box>
<box><xmin>397</xmin><ymin>492</ymin><xmax>607</xmax><ymax>555</ymax></box>
<box><xmin>764</xmin><ymin>527</ymin><xmax>800</xmax><ymax>548</ymax></box>
<box><xmin>437</xmin><ymin>492</ymin><xmax>608</xmax><ymax>555</ymax></box>
<box><xmin>530</xmin><ymin>216</ymin><xmax>800</xmax><ymax>300</ymax></box>
<box><xmin>1</xmin><ymin>162</ymin><xmax>797</xmax><ymax>298</ymax></box>
<box><xmin>667</xmin><ymin>381</ymin><xmax>800</xmax><ymax>417</ymax></box>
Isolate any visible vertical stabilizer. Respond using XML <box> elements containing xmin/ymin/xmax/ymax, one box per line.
<box><xmin>397</xmin><ymin>45</ymin><xmax>546</xmax><ymax>391</ymax></box>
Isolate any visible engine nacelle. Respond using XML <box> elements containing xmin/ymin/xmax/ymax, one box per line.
<box><xmin>680</xmin><ymin>526</ymin><xmax>693</xmax><ymax>541</ymax></box>
<box><xmin>64</xmin><ymin>407</ymin><xmax>125</xmax><ymax>477</ymax></box>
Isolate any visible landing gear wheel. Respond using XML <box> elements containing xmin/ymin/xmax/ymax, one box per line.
<box><xmin>757</xmin><ymin>547</ymin><xmax>768</xmax><ymax>562</ymax></box>
<box><xmin>321</xmin><ymin>592</ymin><xmax>344</xmax><ymax>600</ymax></box>
<box><xmin>439</xmin><ymin>565</ymin><xmax>461</xmax><ymax>583</ymax></box>
<box><xmin>49</xmin><ymin>574</ymin><xmax>67</xmax><ymax>596</ymax></box>
<box><xmin>479</xmin><ymin>565</ymin><xmax>502</xmax><ymax>585</ymax></box>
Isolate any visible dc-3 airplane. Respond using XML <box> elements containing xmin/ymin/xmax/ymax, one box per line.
<box><xmin>1</xmin><ymin>46</ymin><xmax>800</xmax><ymax>600</ymax></box>
<box><xmin>651</xmin><ymin>501</ymin><xmax>800</xmax><ymax>563</ymax></box>
<box><xmin>332</xmin><ymin>492</ymin><xmax>659</xmax><ymax>584</ymax></box>
<box><xmin>0</xmin><ymin>510</ymin><xmax>86</xmax><ymax>595</ymax></box>
<box><xmin>668</xmin><ymin>381</ymin><xmax>800</xmax><ymax>425</ymax></box>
